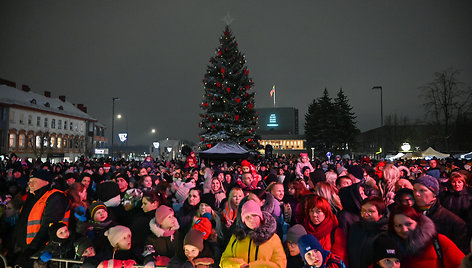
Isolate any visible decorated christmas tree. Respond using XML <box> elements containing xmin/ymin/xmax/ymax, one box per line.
<box><xmin>199</xmin><ymin>25</ymin><xmax>259</xmax><ymax>150</ymax></box>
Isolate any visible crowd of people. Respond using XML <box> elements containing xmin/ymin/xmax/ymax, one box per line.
<box><xmin>0</xmin><ymin>151</ymin><xmax>471</xmax><ymax>268</ymax></box>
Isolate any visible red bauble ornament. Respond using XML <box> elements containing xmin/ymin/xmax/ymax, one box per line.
<box><xmin>226</xmin><ymin>87</ymin><xmax>230</xmax><ymax>93</ymax></box>
<box><xmin>244</xmin><ymin>70</ymin><xmax>249</xmax><ymax>75</ymax></box>
<box><xmin>218</xmin><ymin>51</ymin><xmax>222</xmax><ymax>56</ymax></box>
<box><xmin>235</xmin><ymin>115</ymin><xmax>240</xmax><ymax>121</ymax></box>
<box><xmin>245</xmin><ymin>85</ymin><xmax>250</xmax><ymax>90</ymax></box>
<box><xmin>198</xmin><ymin>123</ymin><xmax>201</xmax><ymax>127</ymax></box>
<box><xmin>216</xmin><ymin>82</ymin><xmax>221</xmax><ymax>87</ymax></box>
<box><xmin>249</xmin><ymin>103</ymin><xmax>254</xmax><ymax>109</ymax></box>
<box><xmin>221</xmin><ymin>68</ymin><xmax>225</xmax><ymax>74</ymax></box>
<box><xmin>207</xmin><ymin>144</ymin><xmax>212</xmax><ymax>148</ymax></box>
<box><xmin>202</xmin><ymin>103</ymin><xmax>208</xmax><ymax>108</ymax></box>
<box><xmin>209</xmin><ymin>117</ymin><xmax>213</xmax><ymax>122</ymax></box>
<box><xmin>245</xmin><ymin>93</ymin><xmax>249</xmax><ymax>97</ymax></box>
<box><xmin>235</xmin><ymin>98</ymin><xmax>240</xmax><ymax>103</ymax></box>
<box><xmin>211</xmin><ymin>125</ymin><xmax>215</xmax><ymax>129</ymax></box>
<box><xmin>201</xmin><ymin>137</ymin><xmax>204</xmax><ymax>141</ymax></box>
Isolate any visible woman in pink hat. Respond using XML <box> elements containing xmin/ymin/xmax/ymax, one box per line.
<box><xmin>220</xmin><ymin>199</ymin><xmax>287</xmax><ymax>268</ymax></box>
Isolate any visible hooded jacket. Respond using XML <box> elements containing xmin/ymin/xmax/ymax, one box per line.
<box><xmin>391</xmin><ymin>214</ymin><xmax>464</xmax><ymax>267</ymax></box>
<box><xmin>220</xmin><ymin>211</ymin><xmax>287</xmax><ymax>268</ymax></box>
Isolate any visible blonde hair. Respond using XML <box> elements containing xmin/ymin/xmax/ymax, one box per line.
<box><xmin>314</xmin><ymin>181</ymin><xmax>342</xmax><ymax>213</ymax></box>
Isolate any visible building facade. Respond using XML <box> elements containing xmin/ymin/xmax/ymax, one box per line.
<box><xmin>0</xmin><ymin>82</ymin><xmax>103</xmax><ymax>162</ymax></box>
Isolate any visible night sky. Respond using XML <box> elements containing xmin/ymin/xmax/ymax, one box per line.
<box><xmin>1</xmin><ymin>0</ymin><xmax>471</xmax><ymax>147</ymax></box>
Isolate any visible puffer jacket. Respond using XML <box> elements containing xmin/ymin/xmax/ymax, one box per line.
<box><xmin>220</xmin><ymin>211</ymin><xmax>287</xmax><ymax>268</ymax></box>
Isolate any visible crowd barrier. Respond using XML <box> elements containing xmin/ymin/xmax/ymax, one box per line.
<box><xmin>27</xmin><ymin>257</ymin><xmax>166</xmax><ymax>268</ymax></box>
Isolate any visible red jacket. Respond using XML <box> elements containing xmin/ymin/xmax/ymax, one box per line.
<box><xmin>402</xmin><ymin>234</ymin><xmax>464</xmax><ymax>268</ymax></box>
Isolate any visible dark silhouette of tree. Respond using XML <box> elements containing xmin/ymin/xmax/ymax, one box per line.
<box><xmin>420</xmin><ymin>69</ymin><xmax>472</xmax><ymax>151</ymax></box>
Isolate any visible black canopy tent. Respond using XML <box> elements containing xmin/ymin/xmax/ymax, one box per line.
<box><xmin>198</xmin><ymin>142</ymin><xmax>250</xmax><ymax>159</ymax></box>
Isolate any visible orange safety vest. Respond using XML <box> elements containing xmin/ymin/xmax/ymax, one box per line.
<box><xmin>26</xmin><ymin>189</ymin><xmax>70</xmax><ymax>245</ymax></box>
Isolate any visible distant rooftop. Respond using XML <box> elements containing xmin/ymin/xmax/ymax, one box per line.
<box><xmin>0</xmin><ymin>84</ymin><xmax>96</xmax><ymax>121</ymax></box>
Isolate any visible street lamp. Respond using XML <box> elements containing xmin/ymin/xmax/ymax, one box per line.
<box><xmin>117</xmin><ymin>114</ymin><xmax>129</xmax><ymax>158</ymax></box>
<box><xmin>372</xmin><ymin>86</ymin><xmax>383</xmax><ymax>127</ymax></box>
<box><xmin>111</xmin><ymin>97</ymin><xmax>120</xmax><ymax>160</ymax></box>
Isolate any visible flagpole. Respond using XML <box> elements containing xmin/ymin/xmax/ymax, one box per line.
<box><xmin>273</xmin><ymin>85</ymin><xmax>276</xmax><ymax>107</ymax></box>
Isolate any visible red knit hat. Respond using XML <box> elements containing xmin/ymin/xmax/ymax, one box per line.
<box><xmin>192</xmin><ymin>217</ymin><xmax>212</xmax><ymax>240</ymax></box>
<box><xmin>241</xmin><ymin>160</ymin><xmax>251</xmax><ymax>168</ymax></box>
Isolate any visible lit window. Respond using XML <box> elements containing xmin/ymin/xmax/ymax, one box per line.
<box><xmin>50</xmin><ymin>137</ymin><xmax>55</xmax><ymax>148</ymax></box>
<box><xmin>57</xmin><ymin>137</ymin><xmax>62</xmax><ymax>149</ymax></box>
<box><xmin>9</xmin><ymin>133</ymin><xmax>16</xmax><ymax>148</ymax></box>
<box><xmin>36</xmin><ymin>136</ymin><xmax>41</xmax><ymax>148</ymax></box>
<box><xmin>19</xmin><ymin>134</ymin><xmax>26</xmax><ymax>148</ymax></box>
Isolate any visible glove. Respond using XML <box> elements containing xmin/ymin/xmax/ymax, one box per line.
<box><xmin>74</xmin><ymin>206</ymin><xmax>87</xmax><ymax>222</ymax></box>
<box><xmin>40</xmin><ymin>251</ymin><xmax>53</xmax><ymax>263</ymax></box>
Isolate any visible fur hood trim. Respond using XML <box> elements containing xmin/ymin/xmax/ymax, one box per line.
<box><xmin>233</xmin><ymin>211</ymin><xmax>277</xmax><ymax>246</ymax></box>
<box><xmin>149</xmin><ymin>217</ymin><xmax>179</xmax><ymax>238</ymax></box>
<box><xmin>401</xmin><ymin>214</ymin><xmax>437</xmax><ymax>257</ymax></box>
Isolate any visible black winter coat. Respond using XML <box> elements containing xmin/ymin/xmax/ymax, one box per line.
<box><xmin>347</xmin><ymin>216</ymin><xmax>388</xmax><ymax>268</ymax></box>
<box><xmin>422</xmin><ymin>200</ymin><xmax>469</xmax><ymax>254</ymax></box>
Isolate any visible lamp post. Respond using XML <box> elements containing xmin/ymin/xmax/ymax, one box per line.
<box><xmin>117</xmin><ymin>114</ymin><xmax>128</xmax><ymax>158</ymax></box>
<box><xmin>111</xmin><ymin>97</ymin><xmax>120</xmax><ymax>160</ymax></box>
<box><xmin>372</xmin><ymin>86</ymin><xmax>383</xmax><ymax>127</ymax></box>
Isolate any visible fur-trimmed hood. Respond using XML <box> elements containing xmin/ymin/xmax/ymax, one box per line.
<box><xmin>149</xmin><ymin>217</ymin><xmax>180</xmax><ymax>238</ymax></box>
<box><xmin>232</xmin><ymin>211</ymin><xmax>277</xmax><ymax>246</ymax></box>
<box><xmin>396</xmin><ymin>214</ymin><xmax>437</xmax><ymax>258</ymax></box>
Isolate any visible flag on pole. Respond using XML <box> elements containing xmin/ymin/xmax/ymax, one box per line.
<box><xmin>270</xmin><ymin>85</ymin><xmax>275</xmax><ymax>97</ymax></box>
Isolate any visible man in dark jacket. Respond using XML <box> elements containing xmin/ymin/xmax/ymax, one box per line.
<box><xmin>414</xmin><ymin>175</ymin><xmax>469</xmax><ymax>253</ymax></box>
<box><xmin>12</xmin><ymin>169</ymin><xmax>70</xmax><ymax>267</ymax></box>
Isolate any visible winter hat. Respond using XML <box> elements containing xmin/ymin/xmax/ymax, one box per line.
<box><xmin>192</xmin><ymin>217</ymin><xmax>212</xmax><ymax>240</ymax></box>
<box><xmin>48</xmin><ymin>221</ymin><xmax>67</xmax><ymax>242</ymax></box>
<box><xmin>103</xmin><ymin>163</ymin><xmax>111</xmax><ymax>170</ymax></box>
<box><xmin>89</xmin><ymin>201</ymin><xmax>107</xmax><ymax>219</ymax></box>
<box><xmin>298</xmin><ymin>234</ymin><xmax>328</xmax><ymax>264</ymax></box>
<box><xmin>241</xmin><ymin>160</ymin><xmax>251</xmax><ymax>168</ymax></box>
<box><xmin>200</xmin><ymin>193</ymin><xmax>216</xmax><ymax>210</ymax></box>
<box><xmin>286</xmin><ymin>224</ymin><xmax>307</xmax><ymax>243</ymax></box>
<box><xmin>155</xmin><ymin>205</ymin><xmax>174</xmax><ymax>225</ymax></box>
<box><xmin>347</xmin><ymin>165</ymin><xmax>364</xmax><ymax>181</ymax></box>
<box><xmin>300</xmin><ymin>153</ymin><xmax>308</xmax><ymax>158</ymax></box>
<box><xmin>183</xmin><ymin>229</ymin><xmax>204</xmax><ymax>252</ymax></box>
<box><xmin>104</xmin><ymin>225</ymin><xmax>131</xmax><ymax>247</ymax></box>
<box><xmin>74</xmin><ymin>236</ymin><xmax>93</xmax><ymax>257</ymax></box>
<box><xmin>310</xmin><ymin>169</ymin><xmax>327</xmax><ymax>184</ymax></box>
<box><xmin>96</xmin><ymin>181</ymin><xmax>120</xmax><ymax>202</ymax></box>
<box><xmin>241</xmin><ymin>200</ymin><xmax>263</xmax><ymax>221</ymax></box>
<box><xmin>415</xmin><ymin>175</ymin><xmax>439</xmax><ymax>196</ymax></box>
<box><xmin>372</xmin><ymin>235</ymin><xmax>401</xmax><ymax>263</ymax></box>
<box><xmin>31</xmin><ymin>169</ymin><xmax>52</xmax><ymax>183</ymax></box>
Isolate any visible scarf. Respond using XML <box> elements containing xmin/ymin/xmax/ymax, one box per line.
<box><xmin>304</xmin><ymin>217</ymin><xmax>336</xmax><ymax>239</ymax></box>
<box><xmin>149</xmin><ymin>218</ymin><xmax>179</xmax><ymax>239</ymax></box>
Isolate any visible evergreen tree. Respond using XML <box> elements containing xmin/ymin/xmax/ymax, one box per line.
<box><xmin>305</xmin><ymin>89</ymin><xmax>336</xmax><ymax>154</ymax></box>
<box><xmin>305</xmin><ymin>88</ymin><xmax>358</xmax><ymax>156</ymax></box>
<box><xmin>333</xmin><ymin>88</ymin><xmax>359</xmax><ymax>152</ymax></box>
<box><xmin>199</xmin><ymin>25</ymin><xmax>259</xmax><ymax>150</ymax></box>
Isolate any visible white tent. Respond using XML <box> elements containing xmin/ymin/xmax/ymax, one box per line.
<box><xmin>198</xmin><ymin>142</ymin><xmax>249</xmax><ymax>159</ymax></box>
<box><xmin>421</xmin><ymin>147</ymin><xmax>449</xmax><ymax>159</ymax></box>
